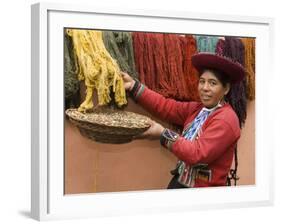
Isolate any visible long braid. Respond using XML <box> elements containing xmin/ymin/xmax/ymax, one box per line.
<box><xmin>223</xmin><ymin>37</ymin><xmax>247</xmax><ymax>128</ymax></box>
<box><xmin>217</xmin><ymin>37</ymin><xmax>248</xmax><ymax>186</ymax></box>
<box><xmin>227</xmin><ymin>145</ymin><xmax>239</xmax><ymax>186</ymax></box>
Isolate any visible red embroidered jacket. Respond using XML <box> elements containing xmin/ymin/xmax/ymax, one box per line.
<box><xmin>136</xmin><ymin>87</ymin><xmax>241</xmax><ymax>187</ymax></box>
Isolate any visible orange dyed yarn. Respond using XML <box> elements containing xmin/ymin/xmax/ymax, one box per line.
<box><xmin>133</xmin><ymin>32</ymin><xmax>196</xmax><ymax>100</ymax></box>
<box><xmin>163</xmin><ymin>34</ymin><xmax>189</xmax><ymax>100</ymax></box>
<box><xmin>150</xmin><ymin>33</ymin><xmax>173</xmax><ymax>97</ymax></box>
<box><xmin>132</xmin><ymin>33</ymin><xmax>202</xmax><ymax>101</ymax></box>
<box><xmin>241</xmin><ymin>38</ymin><xmax>255</xmax><ymax>100</ymax></box>
<box><xmin>180</xmin><ymin>35</ymin><xmax>200</xmax><ymax>101</ymax></box>
<box><xmin>132</xmin><ymin>32</ymin><xmax>172</xmax><ymax>97</ymax></box>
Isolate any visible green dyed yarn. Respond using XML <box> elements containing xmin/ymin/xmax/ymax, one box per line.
<box><xmin>64</xmin><ymin>33</ymin><xmax>80</xmax><ymax>99</ymax></box>
<box><xmin>102</xmin><ymin>31</ymin><xmax>137</xmax><ymax>78</ymax></box>
<box><xmin>195</xmin><ymin>36</ymin><xmax>219</xmax><ymax>53</ymax></box>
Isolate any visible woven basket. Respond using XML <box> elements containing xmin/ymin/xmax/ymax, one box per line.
<box><xmin>65</xmin><ymin>107</ymin><xmax>151</xmax><ymax>144</ymax></box>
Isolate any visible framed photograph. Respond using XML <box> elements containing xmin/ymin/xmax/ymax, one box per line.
<box><xmin>31</xmin><ymin>2</ymin><xmax>274</xmax><ymax>221</ymax></box>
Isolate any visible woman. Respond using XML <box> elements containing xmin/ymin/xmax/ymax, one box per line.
<box><xmin>122</xmin><ymin>52</ymin><xmax>245</xmax><ymax>189</ymax></box>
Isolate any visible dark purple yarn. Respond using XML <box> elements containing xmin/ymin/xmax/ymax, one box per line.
<box><xmin>215</xmin><ymin>39</ymin><xmax>225</xmax><ymax>56</ymax></box>
<box><xmin>222</xmin><ymin>37</ymin><xmax>247</xmax><ymax>128</ymax></box>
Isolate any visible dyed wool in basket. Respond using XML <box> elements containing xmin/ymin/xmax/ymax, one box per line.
<box><xmin>66</xmin><ymin>29</ymin><xmax>127</xmax><ymax>112</ymax></box>
<box><xmin>102</xmin><ymin>31</ymin><xmax>138</xmax><ymax>79</ymax></box>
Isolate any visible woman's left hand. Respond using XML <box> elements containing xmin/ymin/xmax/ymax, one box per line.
<box><xmin>135</xmin><ymin>120</ymin><xmax>165</xmax><ymax>140</ymax></box>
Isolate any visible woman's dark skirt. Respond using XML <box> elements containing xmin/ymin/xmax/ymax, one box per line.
<box><xmin>167</xmin><ymin>175</ymin><xmax>188</xmax><ymax>189</ymax></box>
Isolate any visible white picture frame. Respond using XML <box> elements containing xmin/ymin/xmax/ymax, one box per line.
<box><xmin>31</xmin><ymin>2</ymin><xmax>274</xmax><ymax>221</ymax></box>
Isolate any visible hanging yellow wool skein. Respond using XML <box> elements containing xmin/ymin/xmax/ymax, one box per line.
<box><xmin>66</xmin><ymin>29</ymin><xmax>127</xmax><ymax>112</ymax></box>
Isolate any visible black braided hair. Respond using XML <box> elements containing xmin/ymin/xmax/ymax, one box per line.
<box><xmin>223</xmin><ymin>37</ymin><xmax>247</xmax><ymax>186</ymax></box>
<box><xmin>223</xmin><ymin>37</ymin><xmax>247</xmax><ymax>128</ymax></box>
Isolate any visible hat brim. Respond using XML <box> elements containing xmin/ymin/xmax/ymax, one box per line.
<box><xmin>191</xmin><ymin>53</ymin><xmax>245</xmax><ymax>83</ymax></box>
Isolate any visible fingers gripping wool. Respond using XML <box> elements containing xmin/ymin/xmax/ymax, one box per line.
<box><xmin>102</xmin><ymin>31</ymin><xmax>138</xmax><ymax>79</ymax></box>
<box><xmin>66</xmin><ymin>29</ymin><xmax>127</xmax><ymax>112</ymax></box>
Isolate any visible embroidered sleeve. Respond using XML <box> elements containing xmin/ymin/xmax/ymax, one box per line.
<box><xmin>129</xmin><ymin>79</ymin><xmax>145</xmax><ymax>102</ymax></box>
<box><xmin>160</xmin><ymin>128</ymin><xmax>180</xmax><ymax>150</ymax></box>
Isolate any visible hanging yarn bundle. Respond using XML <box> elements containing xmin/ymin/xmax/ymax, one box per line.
<box><xmin>223</xmin><ymin>37</ymin><xmax>247</xmax><ymax>127</ymax></box>
<box><xmin>215</xmin><ymin>38</ymin><xmax>226</xmax><ymax>56</ymax></box>
<box><xmin>66</xmin><ymin>29</ymin><xmax>127</xmax><ymax>112</ymax></box>
<box><xmin>163</xmin><ymin>33</ymin><xmax>190</xmax><ymax>100</ymax></box>
<box><xmin>241</xmin><ymin>38</ymin><xmax>255</xmax><ymax>100</ymax></box>
<box><xmin>102</xmin><ymin>31</ymin><xmax>138</xmax><ymax>78</ymax></box>
<box><xmin>180</xmin><ymin>35</ymin><xmax>200</xmax><ymax>101</ymax></box>
<box><xmin>132</xmin><ymin>32</ymin><xmax>176</xmax><ymax>98</ymax></box>
<box><xmin>132</xmin><ymin>32</ymin><xmax>146</xmax><ymax>84</ymax></box>
<box><xmin>195</xmin><ymin>36</ymin><xmax>219</xmax><ymax>53</ymax></box>
<box><xmin>64</xmin><ymin>32</ymin><xmax>81</xmax><ymax>109</ymax></box>
<box><xmin>144</xmin><ymin>33</ymin><xmax>158</xmax><ymax>91</ymax></box>
<box><xmin>150</xmin><ymin>33</ymin><xmax>172</xmax><ymax>97</ymax></box>
<box><xmin>133</xmin><ymin>32</ymin><xmax>201</xmax><ymax>101</ymax></box>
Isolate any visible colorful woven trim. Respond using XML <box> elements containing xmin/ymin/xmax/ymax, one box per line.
<box><xmin>130</xmin><ymin>79</ymin><xmax>145</xmax><ymax>101</ymax></box>
<box><xmin>160</xmin><ymin>128</ymin><xmax>179</xmax><ymax>150</ymax></box>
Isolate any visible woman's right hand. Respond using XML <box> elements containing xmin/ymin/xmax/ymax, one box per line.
<box><xmin>135</xmin><ymin>120</ymin><xmax>165</xmax><ymax>140</ymax></box>
<box><xmin>121</xmin><ymin>72</ymin><xmax>136</xmax><ymax>91</ymax></box>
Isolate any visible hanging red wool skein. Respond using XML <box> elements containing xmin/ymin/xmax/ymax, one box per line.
<box><xmin>180</xmin><ymin>35</ymin><xmax>200</xmax><ymax>101</ymax></box>
<box><xmin>132</xmin><ymin>32</ymin><xmax>146</xmax><ymax>84</ymax></box>
<box><xmin>149</xmin><ymin>33</ymin><xmax>173</xmax><ymax>98</ymax></box>
<box><xmin>163</xmin><ymin>34</ymin><xmax>189</xmax><ymax>100</ymax></box>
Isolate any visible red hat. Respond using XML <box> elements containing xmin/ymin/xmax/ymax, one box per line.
<box><xmin>191</xmin><ymin>52</ymin><xmax>245</xmax><ymax>83</ymax></box>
